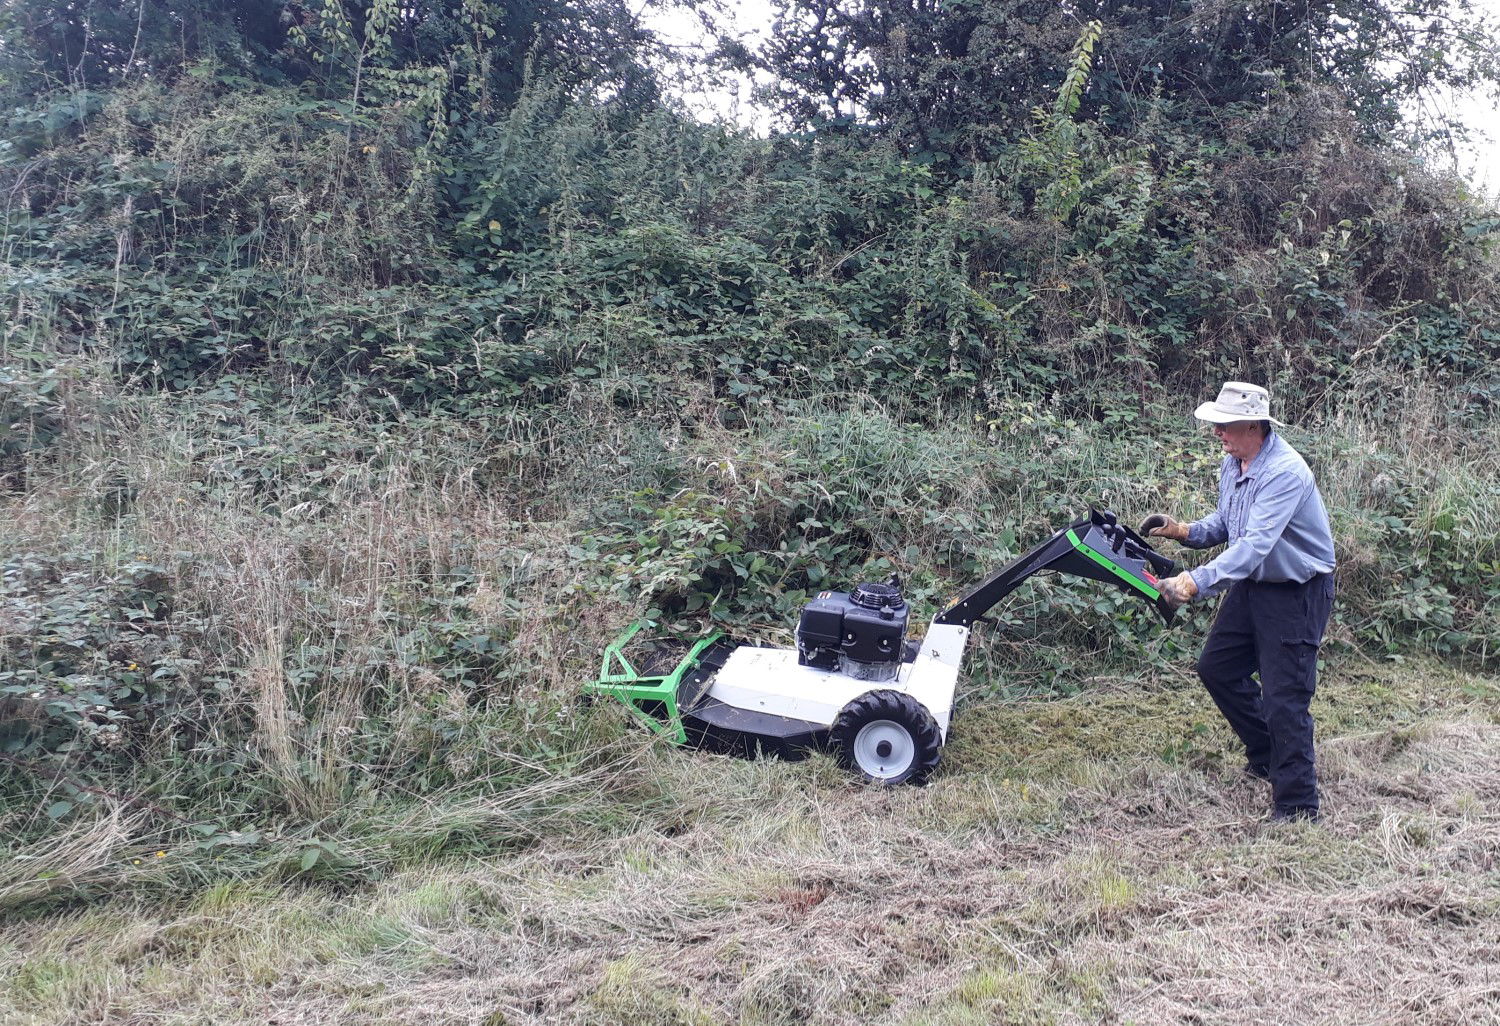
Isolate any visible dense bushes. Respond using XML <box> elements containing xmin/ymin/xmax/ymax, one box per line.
<box><xmin>4</xmin><ymin>3</ymin><xmax>1498</xmax><ymax>416</ymax></box>
<box><xmin>5</xmin><ymin>77</ymin><xmax>1497</xmax><ymax>420</ymax></box>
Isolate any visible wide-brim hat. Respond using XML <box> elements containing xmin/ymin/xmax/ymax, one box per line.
<box><xmin>1194</xmin><ymin>381</ymin><xmax>1285</xmax><ymax>427</ymax></box>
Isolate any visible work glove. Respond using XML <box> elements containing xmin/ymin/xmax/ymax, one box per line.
<box><xmin>1138</xmin><ymin>513</ymin><xmax>1189</xmax><ymax>542</ymax></box>
<box><xmin>1160</xmin><ymin>571</ymin><xmax>1199</xmax><ymax>608</ymax></box>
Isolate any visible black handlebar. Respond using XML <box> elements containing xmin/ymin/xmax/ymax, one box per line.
<box><xmin>935</xmin><ymin>508</ymin><xmax>1179</xmax><ymax>627</ymax></box>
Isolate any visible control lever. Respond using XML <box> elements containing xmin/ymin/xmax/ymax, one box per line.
<box><xmin>1130</xmin><ymin>541</ymin><xmax>1177</xmax><ymax>578</ymax></box>
<box><xmin>1105</xmin><ymin>510</ymin><xmax>1179</xmax><ymax>578</ymax></box>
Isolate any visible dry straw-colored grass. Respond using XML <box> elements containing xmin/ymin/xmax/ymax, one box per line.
<box><xmin>3</xmin><ymin>665</ymin><xmax>1497</xmax><ymax>1026</ymax></box>
<box><xmin>0</xmin><ymin>805</ymin><xmax>155</xmax><ymax>910</ymax></box>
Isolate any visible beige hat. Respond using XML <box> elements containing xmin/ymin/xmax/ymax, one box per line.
<box><xmin>1193</xmin><ymin>381</ymin><xmax>1285</xmax><ymax>427</ymax></box>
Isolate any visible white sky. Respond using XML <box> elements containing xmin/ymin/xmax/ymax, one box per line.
<box><xmin>643</xmin><ymin>1</ymin><xmax>1500</xmax><ymax>201</ymax></box>
<box><xmin>1445</xmin><ymin>0</ymin><xmax>1500</xmax><ymax>198</ymax></box>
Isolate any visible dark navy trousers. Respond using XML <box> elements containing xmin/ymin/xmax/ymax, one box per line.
<box><xmin>1196</xmin><ymin>574</ymin><xmax>1335</xmax><ymax>814</ymax></box>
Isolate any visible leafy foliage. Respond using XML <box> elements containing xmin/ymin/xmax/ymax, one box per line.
<box><xmin>3</xmin><ymin>1</ymin><xmax>1497</xmax><ymax>415</ymax></box>
<box><xmin>0</xmin><ymin>553</ymin><xmax>178</xmax><ymax>779</ymax></box>
<box><xmin>746</xmin><ymin>1</ymin><xmax>1500</xmax><ymax>154</ymax></box>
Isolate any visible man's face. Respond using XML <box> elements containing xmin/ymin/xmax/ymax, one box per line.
<box><xmin>1211</xmin><ymin>420</ymin><xmax>1264</xmax><ymax>462</ymax></box>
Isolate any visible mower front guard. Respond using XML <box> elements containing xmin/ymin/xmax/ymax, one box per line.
<box><xmin>584</xmin><ymin>622</ymin><xmax>726</xmax><ymax>744</ymax></box>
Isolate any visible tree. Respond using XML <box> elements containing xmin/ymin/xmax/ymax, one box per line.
<box><xmin>743</xmin><ymin>0</ymin><xmax>1500</xmax><ymax>158</ymax></box>
<box><xmin>751</xmin><ymin>0</ymin><xmax>1076</xmax><ymax>160</ymax></box>
<box><xmin>0</xmin><ymin>0</ymin><xmax>671</xmax><ymax>114</ymax></box>
<box><xmin>0</xmin><ymin>0</ymin><xmax>288</xmax><ymax>91</ymax></box>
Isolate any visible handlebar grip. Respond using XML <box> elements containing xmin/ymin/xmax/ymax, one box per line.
<box><xmin>1142</xmin><ymin>548</ymin><xmax>1177</xmax><ymax>577</ymax></box>
<box><xmin>1121</xmin><ymin>536</ymin><xmax>1177</xmax><ymax>577</ymax></box>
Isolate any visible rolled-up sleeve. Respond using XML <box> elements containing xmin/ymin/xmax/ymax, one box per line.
<box><xmin>1189</xmin><ymin>471</ymin><xmax>1310</xmax><ymax>599</ymax></box>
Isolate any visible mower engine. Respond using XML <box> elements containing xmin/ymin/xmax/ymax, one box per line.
<box><xmin>795</xmin><ymin>580</ymin><xmax>909</xmax><ymax>682</ymax></box>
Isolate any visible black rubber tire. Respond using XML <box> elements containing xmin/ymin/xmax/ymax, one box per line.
<box><xmin>829</xmin><ymin>689</ymin><xmax>942</xmax><ymax>785</ymax></box>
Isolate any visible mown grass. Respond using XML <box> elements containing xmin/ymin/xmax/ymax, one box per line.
<box><xmin>2</xmin><ymin>657</ymin><xmax>1496</xmax><ymax>1025</ymax></box>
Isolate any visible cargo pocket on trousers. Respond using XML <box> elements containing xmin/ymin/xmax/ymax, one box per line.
<box><xmin>1287</xmin><ymin>576</ymin><xmax>1334</xmax><ymax>647</ymax></box>
<box><xmin>1277</xmin><ymin>640</ymin><xmax>1321</xmax><ymax>698</ymax></box>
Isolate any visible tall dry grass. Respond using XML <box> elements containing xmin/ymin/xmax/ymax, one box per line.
<box><xmin>3</xmin><ymin>660</ymin><xmax>1497</xmax><ymax>1024</ymax></box>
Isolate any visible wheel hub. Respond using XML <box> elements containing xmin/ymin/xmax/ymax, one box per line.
<box><xmin>852</xmin><ymin>719</ymin><xmax>916</xmax><ymax>780</ymax></box>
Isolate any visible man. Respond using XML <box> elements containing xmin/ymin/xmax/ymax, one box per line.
<box><xmin>1141</xmin><ymin>382</ymin><xmax>1337</xmax><ymax>822</ymax></box>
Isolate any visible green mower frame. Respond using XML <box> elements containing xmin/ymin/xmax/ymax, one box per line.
<box><xmin>585</xmin><ymin>623</ymin><xmax>725</xmax><ymax>744</ymax></box>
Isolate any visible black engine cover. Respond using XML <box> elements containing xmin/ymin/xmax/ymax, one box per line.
<box><xmin>795</xmin><ymin>584</ymin><xmax>909</xmax><ymax>681</ymax></box>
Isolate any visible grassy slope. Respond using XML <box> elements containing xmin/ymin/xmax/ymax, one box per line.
<box><xmin>5</xmin><ymin>42</ymin><xmax>1500</xmax><ymax>1021</ymax></box>
<box><xmin>4</xmin><ymin>657</ymin><xmax>1497</xmax><ymax>1026</ymax></box>
<box><xmin>4</xmin><ymin>382</ymin><xmax>1500</xmax><ymax>1024</ymax></box>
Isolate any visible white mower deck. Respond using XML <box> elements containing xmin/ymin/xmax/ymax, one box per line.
<box><xmin>686</xmin><ymin>623</ymin><xmax>969</xmax><ymax>743</ymax></box>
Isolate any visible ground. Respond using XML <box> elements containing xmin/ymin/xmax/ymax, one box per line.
<box><xmin>3</xmin><ymin>658</ymin><xmax>1498</xmax><ymax>1026</ymax></box>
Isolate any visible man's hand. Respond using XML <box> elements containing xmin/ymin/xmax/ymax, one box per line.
<box><xmin>1161</xmin><ymin>571</ymin><xmax>1198</xmax><ymax>607</ymax></box>
<box><xmin>1139</xmin><ymin>513</ymin><xmax>1189</xmax><ymax>541</ymax></box>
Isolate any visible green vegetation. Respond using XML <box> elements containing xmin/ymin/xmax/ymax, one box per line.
<box><xmin>3</xmin><ymin>1</ymin><xmax>1499</xmax><ymax>1021</ymax></box>
<box><xmin>3</xmin><ymin>660</ymin><xmax>1498</xmax><ymax>1023</ymax></box>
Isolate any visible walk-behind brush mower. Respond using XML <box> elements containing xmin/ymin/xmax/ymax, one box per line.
<box><xmin>586</xmin><ymin>509</ymin><xmax>1178</xmax><ymax>784</ymax></box>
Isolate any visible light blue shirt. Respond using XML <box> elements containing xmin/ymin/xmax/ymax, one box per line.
<box><xmin>1184</xmin><ymin>431</ymin><xmax>1336</xmax><ymax>600</ymax></box>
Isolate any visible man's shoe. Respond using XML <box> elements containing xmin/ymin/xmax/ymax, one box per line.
<box><xmin>1271</xmin><ymin>805</ymin><xmax>1320</xmax><ymax>823</ymax></box>
<box><xmin>1243</xmin><ymin>761</ymin><xmax>1270</xmax><ymax>782</ymax></box>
